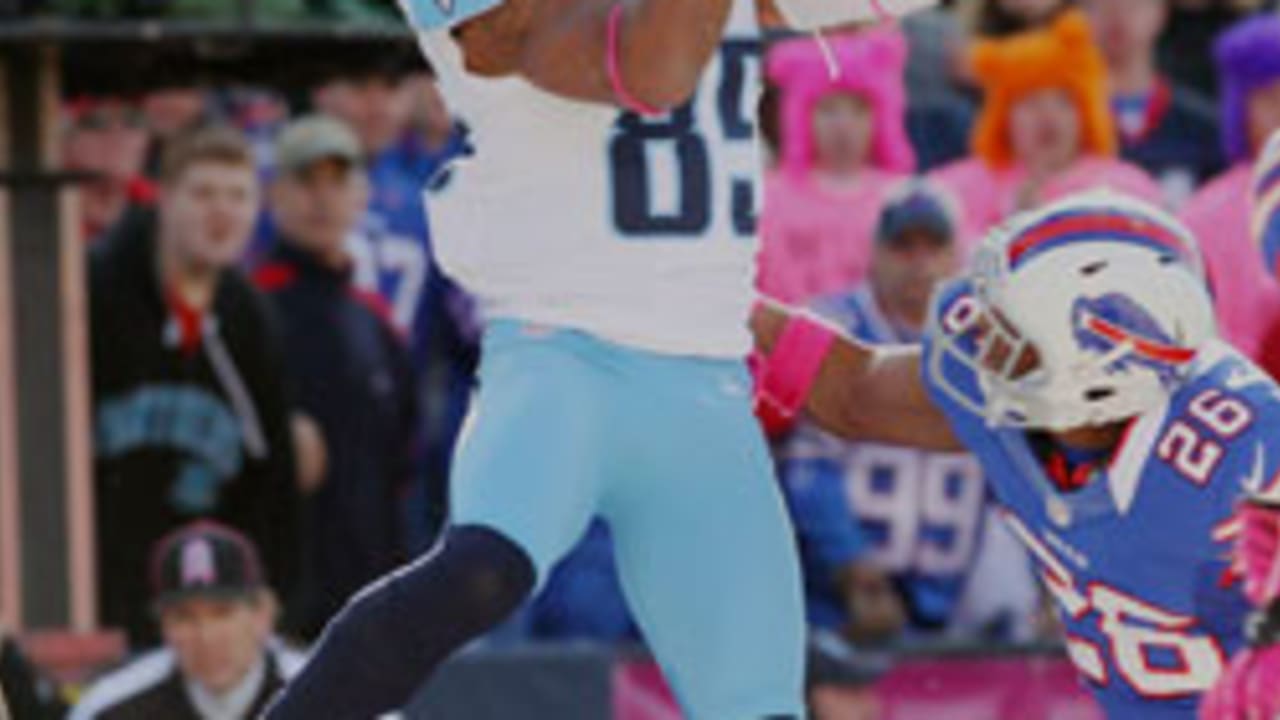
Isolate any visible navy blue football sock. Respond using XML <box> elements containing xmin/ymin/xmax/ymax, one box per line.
<box><xmin>263</xmin><ymin>525</ymin><xmax>535</xmax><ymax>719</ymax></box>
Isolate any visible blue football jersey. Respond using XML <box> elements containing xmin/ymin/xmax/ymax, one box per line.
<box><xmin>782</xmin><ymin>287</ymin><xmax>991</xmax><ymax>633</ymax></box>
<box><xmin>355</xmin><ymin>145</ymin><xmax>453</xmax><ymax>363</ymax></box>
<box><xmin>923</xmin><ymin>278</ymin><xmax>1273</xmax><ymax>719</ymax></box>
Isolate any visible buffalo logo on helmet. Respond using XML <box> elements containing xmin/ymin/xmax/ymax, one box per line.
<box><xmin>1071</xmin><ymin>293</ymin><xmax>1195</xmax><ymax>387</ymax></box>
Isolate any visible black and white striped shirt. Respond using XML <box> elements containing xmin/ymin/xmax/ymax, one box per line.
<box><xmin>71</xmin><ymin>641</ymin><xmax>305</xmax><ymax>720</ymax></box>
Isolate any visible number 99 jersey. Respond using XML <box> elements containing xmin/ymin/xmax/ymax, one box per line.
<box><xmin>924</xmin><ymin>277</ymin><xmax>1280</xmax><ymax>719</ymax></box>
<box><xmin>781</xmin><ymin>287</ymin><xmax>994</xmax><ymax>633</ymax></box>
<box><xmin>412</xmin><ymin>0</ymin><xmax>763</xmax><ymax>358</ymax></box>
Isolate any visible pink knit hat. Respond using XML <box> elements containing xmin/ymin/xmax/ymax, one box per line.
<box><xmin>767</xmin><ymin>29</ymin><xmax>916</xmax><ymax>177</ymax></box>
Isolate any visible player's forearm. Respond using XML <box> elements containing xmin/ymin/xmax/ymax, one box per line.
<box><xmin>519</xmin><ymin>0</ymin><xmax>733</xmax><ymax>108</ymax></box>
<box><xmin>817</xmin><ymin>344</ymin><xmax>962</xmax><ymax>451</ymax></box>
<box><xmin>751</xmin><ymin>300</ymin><xmax>963</xmax><ymax>451</ymax></box>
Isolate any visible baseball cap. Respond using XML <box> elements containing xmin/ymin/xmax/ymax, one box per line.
<box><xmin>876</xmin><ymin>182</ymin><xmax>956</xmax><ymax>247</ymax></box>
<box><xmin>150</xmin><ymin>521</ymin><xmax>267</xmax><ymax>609</ymax></box>
<box><xmin>274</xmin><ymin>114</ymin><xmax>362</xmax><ymax>176</ymax></box>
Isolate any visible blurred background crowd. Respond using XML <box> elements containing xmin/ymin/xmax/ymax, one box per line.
<box><xmin>5</xmin><ymin>0</ymin><xmax>1280</xmax><ymax>717</ymax></box>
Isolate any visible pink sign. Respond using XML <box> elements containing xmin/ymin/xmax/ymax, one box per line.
<box><xmin>872</xmin><ymin>657</ymin><xmax>1102</xmax><ymax>720</ymax></box>
<box><xmin>613</xmin><ymin>655</ymin><xmax>1103</xmax><ymax>720</ymax></box>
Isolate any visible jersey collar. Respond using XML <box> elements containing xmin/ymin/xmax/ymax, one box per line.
<box><xmin>1106</xmin><ymin>393</ymin><xmax>1170</xmax><ymax>515</ymax></box>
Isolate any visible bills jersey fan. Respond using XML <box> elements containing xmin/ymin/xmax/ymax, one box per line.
<box><xmin>782</xmin><ymin>286</ymin><xmax>1031</xmax><ymax>637</ymax></box>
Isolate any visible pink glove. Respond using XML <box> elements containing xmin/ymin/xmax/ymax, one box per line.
<box><xmin>1199</xmin><ymin>644</ymin><xmax>1280</xmax><ymax>720</ymax></box>
<box><xmin>1200</xmin><ymin>501</ymin><xmax>1280</xmax><ymax>720</ymax></box>
<box><xmin>1239</xmin><ymin>502</ymin><xmax>1280</xmax><ymax>607</ymax></box>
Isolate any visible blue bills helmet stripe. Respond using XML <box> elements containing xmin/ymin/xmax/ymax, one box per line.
<box><xmin>1254</xmin><ymin>163</ymin><xmax>1280</xmax><ymax>200</ymax></box>
<box><xmin>1253</xmin><ymin>129</ymin><xmax>1280</xmax><ymax>279</ymax></box>
<box><xmin>1253</xmin><ymin>162</ymin><xmax>1280</xmax><ymax>279</ymax></box>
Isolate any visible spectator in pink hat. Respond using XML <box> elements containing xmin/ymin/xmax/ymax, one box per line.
<box><xmin>757</xmin><ymin>28</ymin><xmax>916</xmax><ymax>304</ymax></box>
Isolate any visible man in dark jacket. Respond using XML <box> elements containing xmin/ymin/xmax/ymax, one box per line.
<box><xmin>90</xmin><ymin>126</ymin><xmax>301</xmax><ymax>647</ymax></box>
<box><xmin>254</xmin><ymin>115</ymin><xmax>417</xmax><ymax>637</ymax></box>
<box><xmin>70</xmin><ymin>522</ymin><xmax>305</xmax><ymax>720</ymax></box>
<box><xmin>1084</xmin><ymin>0</ymin><xmax>1224</xmax><ymax>207</ymax></box>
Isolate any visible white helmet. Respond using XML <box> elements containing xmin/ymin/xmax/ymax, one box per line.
<box><xmin>929</xmin><ymin>190</ymin><xmax>1217</xmax><ymax>430</ymax></box>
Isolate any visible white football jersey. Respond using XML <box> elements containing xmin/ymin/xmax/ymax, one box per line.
<box><xmin>415</xmin><ymin>0</ymin><xmax>763</xmax><ymax>357</ymax></box>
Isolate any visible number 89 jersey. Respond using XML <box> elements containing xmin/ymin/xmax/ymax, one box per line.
<box><xmin>414</xmin><ymin>1</ymin><xmax>762</xmax><ymax>358</ymax></box>
<box><xmin>923</xmin><ymin>278</ymin><xmax>1280</xmax><ymax>719</ymax></box>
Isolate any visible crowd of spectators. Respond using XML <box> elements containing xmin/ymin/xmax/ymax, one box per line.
<box><xmin>10</xmin><ymin>0</ymin><xmax>1280</xmax><ymax>717</ymax></box>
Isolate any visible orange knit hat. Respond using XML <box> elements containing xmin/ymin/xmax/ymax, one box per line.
<box><xmin>969</xmin><ymin>10</ymin><xmax>1117</xmax><ymax>168</ymax></box>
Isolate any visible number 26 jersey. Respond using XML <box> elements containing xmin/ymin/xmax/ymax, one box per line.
<box><xmin>924</xmin><ymin>278</ymin><xmax>1278</xmax><ymax>719</ymax></box>
<box><xmin>414</xmin><ymin>0</ymin><xmax>763</xmax><ymax>358</ymax></box>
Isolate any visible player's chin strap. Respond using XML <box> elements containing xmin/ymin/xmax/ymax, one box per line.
<box><xmin>810</xmin><ymin>1</ymin><xmax>899</xmax><ymax>81</ymax></box>
<box><xmin>813</xmin><ymin>29</ymin><xmax>840</xmax><ymax>80</ymax></box>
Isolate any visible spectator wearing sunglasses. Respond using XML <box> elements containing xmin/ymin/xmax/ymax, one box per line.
<box><xmin>63</xmin><ymin>96</ymin><xmax>157</xmax><ymax>242</ymax></box>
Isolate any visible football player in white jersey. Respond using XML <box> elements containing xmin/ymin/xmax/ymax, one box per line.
<box><xmin>266</xmin><ymin>1</ymin><xmax>934</xmax><ymax>718</ymax></box>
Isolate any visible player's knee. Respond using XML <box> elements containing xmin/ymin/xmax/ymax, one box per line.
<box><xmin>374</xmin><ymin>524</ymin><xmax>534</xmax><ymax>638</ymax></box>
<box><xmin>318</xmin><ymin>526</ymin><xmax>535</xmax><ymax>670</ymax></box>
<box><xmin>431</xmin><ymin>524</ymin><xmax>537</xmax><ymax>625</ymax></box>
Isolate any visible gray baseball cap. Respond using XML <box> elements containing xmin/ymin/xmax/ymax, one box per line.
<box><xmin>274</xmin><ymin>114</ymin><xmax>363</xmax><ymax>175</ymax></box>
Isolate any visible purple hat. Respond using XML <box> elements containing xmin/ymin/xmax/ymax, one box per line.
<box><xmin>1217</xmin><ymin>15</ymin><xmax>1280</xmax><ymax>164</ymax></box>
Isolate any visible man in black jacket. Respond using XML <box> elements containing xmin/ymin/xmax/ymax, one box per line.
<box><xmin>90</xmin><ymin>126</ymin><xmax>301</xmax><ymax>647</ymax></box>
<box><xmin>70</xmin><ymin>522</ymin><xmax>305</xmax><ymax>720</ymax></box>
<box><xmin>1084</xmin><ymin>0</ymin><xmax>1224</xmax><ymax>206</ymax></box>
<box><xmin>254</xmin><ymin>115</ymin><xmax>416</xmax><ymax>637</ymax></box>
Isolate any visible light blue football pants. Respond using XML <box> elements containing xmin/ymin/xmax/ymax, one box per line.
<box><xmin>450</xmin><ymin>320</ymin><xmax>806</xmax><ymax>719</ymax></box>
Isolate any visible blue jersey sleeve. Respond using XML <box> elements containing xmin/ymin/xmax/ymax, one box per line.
<box><xmin>400</xmin><ymin>0</ymin><xmax>503</xmax><ymax>29</ymax></box>
<box><xmin>1187</xmin><ymin>348</ymin><xmax>1280</xmax><ymax>512</ymax></box>
<box><xmin>780</xmin><ymin>433</ymin><xmax>869</xmax><ymax>573</ymax></box>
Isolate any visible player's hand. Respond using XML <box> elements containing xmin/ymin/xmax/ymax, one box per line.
<box><xmin>1199</xmin><ymin>643</ymin><xmax>1280</xmax><ymax>720</ymax></box>
<box><xmin>291</xmin><ymin>413</ymin><xmax>328</xmax><ymax>495</ymax></box>
<box><xmin>1238</xmin><ymin>501</ymin><xmax>1280</xmax><ymax>608</ymax></box>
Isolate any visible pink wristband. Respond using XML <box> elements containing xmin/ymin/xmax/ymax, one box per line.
<box><xmin>607</xmin><ymin>4</ymin><xmax>664</xmax><ymax>117</ymax></box>
<box><xmin>757</xmin><ymin>312</ymin><xmax>838</xmax><ymax>420</ymax></box>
